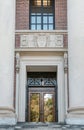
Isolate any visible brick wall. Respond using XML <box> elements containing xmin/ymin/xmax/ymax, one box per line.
<box><xmin>15</xmin><ymin>34</ymin><xmax>20</xmax><ymax>48</ymax></box>
<box><xmin>16</xmin><ymin>0</ymin><xmax>67</xmax><ymax>30</ymax></box>
<box><xmin>55</xmin><ymin>0</ymin><xmax>67</xmax><ymax>30</ymax></box>
<box><xmin>16</xmin><ymin>0</ymin><xmax>29</xmax><ymax>30</ymax></box>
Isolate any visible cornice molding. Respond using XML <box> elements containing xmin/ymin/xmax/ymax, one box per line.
<box><xmin>15</xmin><ymin>48</ymin><xmax>68</xmax><ymax>52</ymax></box>
<box><xmin>15</xmin><ymin>30</ymin><xmax>68</xmax><ymax>34</ymax></box>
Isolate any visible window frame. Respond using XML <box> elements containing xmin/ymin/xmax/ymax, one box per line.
<box><xmin>29</xmin><ymin>0</ymin><xmax>55</xmax><ymax>30</ymax></box>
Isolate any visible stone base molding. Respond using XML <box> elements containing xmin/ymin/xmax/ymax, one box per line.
<box><xmin>67</xmin><ymin>107</ymin><xmax>84</xmax><ymax>114</ymax></box>
<box><xmin>0</xmin><ymin>107</ymin><xmax>17</xmax><ymax>125</ymax></box>
<box><xmin>66</xmin><ymin>114</ymin><xmax>84</xmax><ymax>125</ymax></box>
<box><xmin>66</xmin><ymin>107</ymin><xmax>84</xmax><ymax>125</ymax></box>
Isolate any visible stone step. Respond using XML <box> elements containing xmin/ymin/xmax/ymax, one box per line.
<box><xmin>0</xmin><ymin>123</ymin><xmax>84</xmax><ymax>130</ymax></box>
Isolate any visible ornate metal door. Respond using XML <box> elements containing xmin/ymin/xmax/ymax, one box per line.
<box><xmin>28</xmin><ymin>87</ymin><xmax>56</xmax><ymax>122</ymax></box>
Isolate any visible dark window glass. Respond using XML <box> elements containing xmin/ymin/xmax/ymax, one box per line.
<box><xmin>30</xmin><ymin>0</ymin><xmax>54</xmax><ymax>30</ymax></box>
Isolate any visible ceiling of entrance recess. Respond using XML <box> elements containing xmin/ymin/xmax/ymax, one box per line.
<box><xmin>26</xmin><ymin>66</ymin><xmax>57</xmax><ymax>72</ymax></box>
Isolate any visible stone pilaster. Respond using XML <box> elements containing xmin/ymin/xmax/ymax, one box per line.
<box><xmin>15</xmin><ymin>53</ymin><xmax>20</xmax><ymax>120</ymax></box>
<box><xmin>66</xmin><ymin>0</ymin><xmax>84</xmax><ymax>125</ymax></box>
<box><xmin>0</xmin><ymin>0</ymin><xmax>16</xmax><ymax>125</ymax></box>
<box><xmin>64</xmin><ymin>52</ymin><xmax>68</xmax><ymax>115</ymax></box>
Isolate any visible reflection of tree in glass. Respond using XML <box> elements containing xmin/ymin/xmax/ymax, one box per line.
<box><xmin>30</xmin><ymin>94</ymin><xmax>39</xmax><ymax>122</ymax></box>
<box><xmin>30</xmin><ymin>111</ymin><xmax>39</xmax><ymax>122</ymax></box>
<box><xmin>45</xmin><ymin>98</ymin><xmax>53</xmax><ymax>106</ymax></box>
<box><xmin>44</xmin><ymin>96</ymin><xmax>54</xmax><ymax>122</ymax></box>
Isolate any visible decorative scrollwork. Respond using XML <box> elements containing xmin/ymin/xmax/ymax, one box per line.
<box><xmin>64</xmin><ymin>52</ymin><xmax>68</xmax><ymax>72</ymax></box>
<box><xmin>16</xmin><ymin>53</ymin><xmax>20</xmax><ymax>72</ymax></box>
<box><xmin>27</xmin><ymin>78</ymin><xmax>56</xmax><ymax>87</ymax></box>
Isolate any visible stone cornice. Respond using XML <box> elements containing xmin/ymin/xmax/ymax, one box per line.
<box><xmin>15</xmin><ymin>30</ymin><xmax>68</xmax><ymax>34</ymax></box>
<box><xmin>15</xmin><ymin>48</ymin><xmax>68</xmax><ymax>52</ymax></box>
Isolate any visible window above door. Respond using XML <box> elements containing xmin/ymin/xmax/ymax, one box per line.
<box><xmin>30</xmin><ymin>0</ymin><xmax>55</xmax><ymax>30</ymax></box>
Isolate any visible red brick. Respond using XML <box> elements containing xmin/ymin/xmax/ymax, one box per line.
<box><xmin>16</xmin><ymin>0</ymin><xmax>29</xmax><ymax>30</ymax></box>
<box><xmin>55</xmin><ymin>0</ymin><xmax>67</xmax><ymax>30</ymax></box>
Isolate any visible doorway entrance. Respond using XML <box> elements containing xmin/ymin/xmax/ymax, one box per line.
<box><xmin>18</xmin><ymin>56</ymin><xmax>65</xmax><ymax>122</ymax></box>
<box><xmin>26</xmin><ymin>72</ymin><xmax>58</xmax><ymax>122</ymax></box>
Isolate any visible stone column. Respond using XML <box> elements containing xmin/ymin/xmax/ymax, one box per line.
<box><xmin>66</xmin><ymin>0</ymin><xmax>84</xmax><ymax>125</ymax></box>
<box><xmin>0</xmin><ymin>1</ymin><xmax>16</xmax><ymax>125</ymax></box>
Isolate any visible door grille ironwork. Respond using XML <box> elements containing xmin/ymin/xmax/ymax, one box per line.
<box><xmin>27</xmin><ymin>78</ymin><xmax>56</xmax><ymax>87</ymax></box>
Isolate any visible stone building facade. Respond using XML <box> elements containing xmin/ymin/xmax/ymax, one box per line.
<box><xmin>0</xmin><ymin>0</ymin><xmax>84</xmax><ymax>125</ymax></box>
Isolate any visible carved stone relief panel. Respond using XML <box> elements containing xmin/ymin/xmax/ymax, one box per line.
<box><xmin>20</xmin><ymin>35</ymin><xmax>36</xmax><ymax>47</ymax></box>
<box><xmin>20</xmin><ymin>33</ymin><xmax>63</xmax><ymax>48</ymax></box>
<box><xmin>20</xmin><ymin>35</ymin><xmax>28</xmax><ymax>47</ymax></box>
<box><xmin>37</xmin><ymin>34</ymin><xmax>47</xmax><ymax>47</ymax></box>
<box><xmin>55</xmin><ymin>35</ymin><xmax>63</xmax><ymax>47</ymax></box>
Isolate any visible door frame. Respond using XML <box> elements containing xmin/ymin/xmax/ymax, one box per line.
<box><xmin>17</xmin><ymin>55</ymin><xmax>65</xmax><ymax>122</ymax></box>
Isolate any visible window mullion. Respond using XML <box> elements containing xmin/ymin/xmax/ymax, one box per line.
<box><xmin>41</xmin><ymin>0</ymin><xmax>43</xmax><ymax>30</ymax></box>
<box><xmin>47</xmin><ymin>15</ymin><xmax>49</xmax><ymax>30</ymax></box>
<box><xmin>35</xmin><ymin>14</ymin><xmax>37</xmax><ymax>30</ymax></box>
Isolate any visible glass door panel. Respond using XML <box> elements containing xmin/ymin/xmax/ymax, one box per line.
<box><xmin>44</xmin><ymin>93</ymin><xmax>54</xmax><ymax>122</ymax></box>
<box><xmin>30</xmin><ymin>93</ymin><xmax>40</xmax><ymax>122</ymax></box>
<box><xmin>28</xmin><ymin>87</ymin><xmax>57</xmax><ymax>122</ymax></box>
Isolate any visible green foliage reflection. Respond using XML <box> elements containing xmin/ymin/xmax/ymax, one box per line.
<box><xmin>30</xmin><ymin>94</ymin><xmax>40</xmax><ymax>122</ymax></box>
<box><xmin>44</xmin><ymin>94</ymin><xmax>54</xmax><ymax>122</ymax></box>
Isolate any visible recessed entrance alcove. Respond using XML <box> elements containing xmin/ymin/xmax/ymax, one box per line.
<box><xmin>17</xmin><ymin>55</ymin><xmax>65</xmax><ymax>123</ymax></box>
